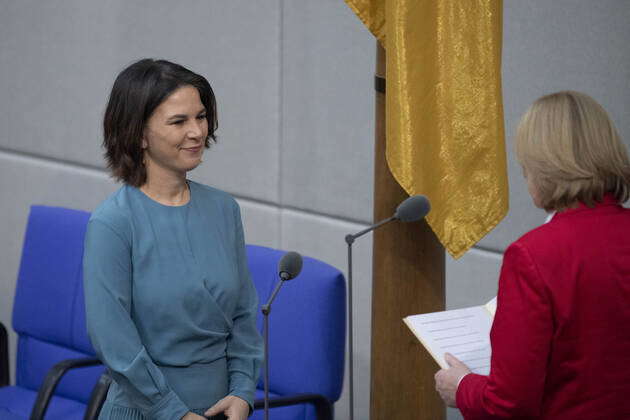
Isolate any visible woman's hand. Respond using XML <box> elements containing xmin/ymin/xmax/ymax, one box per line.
<box><xmin>434</xmin><ymin>352</ymin><xmax>472</xmax><ymax>407</ymax></box>
<box><xmin>205</xmin><ymin>395</ymin><xmax>249</xmax><ymax>420</ymax></box>
<box><xmin>181</xmin><ymin>413</ymin><xmax>206</xmax><ymax>420</ymax></box>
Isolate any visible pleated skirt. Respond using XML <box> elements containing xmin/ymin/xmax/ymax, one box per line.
<box><xmin>99</xmin><ymin>404</ymin><xmax>227</xmax><ymax>420</ymax></box>
<box><xmin>98</xmin><ymin>358</ymin><xmax>230</xmax><ymax>420</ymax></box>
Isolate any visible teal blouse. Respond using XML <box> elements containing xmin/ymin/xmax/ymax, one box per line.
<box><xmin>83</xmin><ymin>181</ymin><xmax>263</xmax><ymax>420</ymax></box>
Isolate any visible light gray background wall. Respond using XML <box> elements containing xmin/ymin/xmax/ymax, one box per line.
<box><xmin>1</xmin><ymin>2</ymin><xmax>628</xmax><ymax>420</ymax></box>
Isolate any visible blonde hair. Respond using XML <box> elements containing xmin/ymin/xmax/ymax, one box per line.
<box><xmin>515</xmin><ymin>91</ymin><xmax>630</xmax><ymax>211</ymax></box>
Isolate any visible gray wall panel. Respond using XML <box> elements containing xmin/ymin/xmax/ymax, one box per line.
<box><xmin>281</xmin><ymin>0</ymin><xmax>375</xmax><ymax>223</ymax></box>
<box><xmin>478</xmin><ymin>0</ymin><xmax>630</xmax><ymax>252</ymax></box>
<box><xmin>446</xmin><ymin>249</ymin><xmax>502</xmax><ymax>311</ymax></box>
<box><xmin>447</xmin><ymin>405</ymin><xmax>464</xmax><ymax>420</ymax></box>
<box><xmin>281</xmin><ymin>209</ymin><xmax>372</xmax><ymax>420</ymax></box>
<box><xmin>0</xmin><ymin>0</ymin><xmax>281</xmax><ymax>202</ymax></box>
<box><xmin>0</xmin><ymin>1</ymin><xmax>119</xmax><ymax>166</ymax></box>
<box><xmin>235</xmin><ymin>199</ymin><xmax>281</xmax><ymax>249</ymax></box>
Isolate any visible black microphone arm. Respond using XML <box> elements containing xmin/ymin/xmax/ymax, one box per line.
<box><xmin>262</xmin><ymin>251</ymin><xmax>303</xmax><ymax>420</ymax></box>
<box><xmin>343</xmin><ymin>195</ymin><xmax>430</xmax><ymax>420</ymax></box>
<box><xmin>344</xmin><ymin>215</ymin><xmax>396</xmax><ymax>245</ymax></box>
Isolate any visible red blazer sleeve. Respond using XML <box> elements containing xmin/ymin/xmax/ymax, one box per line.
<box><xmin>456</xmin><ymin>242</ymin><xmax>553</xmax><ymax>419</ymax></box>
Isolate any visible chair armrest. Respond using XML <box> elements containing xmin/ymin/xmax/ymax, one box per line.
<box><xmin>29</xmin><ymin>357</ymin><xmax>103</xmax><ymax>420</ymax></box>
<box><xmin>83</xmin><ymin>371</ymin><xmax>111</xmax><ymax>420</ymax></box>
<box><xmin>254</xmin><ymin>393</ymin><xmax>333</xmax><ymax>420</ymax></box>
<box><xmin>0</xmin><ymin>322</ymin><xmax>9</xmax><ymax>387</ymax></box>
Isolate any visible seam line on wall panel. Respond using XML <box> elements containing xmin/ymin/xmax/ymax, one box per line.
<box><xmin>0</xmin><ymin>145</ymin><xmax>375</xmax><ymax>226</ymax></box>
<box><xmin>1</xmin><ymin>146</ymin><xmax>509</xmax><ymax>255</ymax></box>
<box><xmin>0</xmin><ymin>146</ymin><xmax>512</xmax><ymax>248</ymax></box>
<box><xmin>467</xmin><ymin>246</ymin><xmax>504</xmax><ymax>259</ymax></box>
<box><xmin>234</xmin><ymin>194</ymin><xmax>370</xmax><ymax>229</ymax></box>
<box><xmin>0</xmin><ymin>147</ymin><xmax>108</xmax><ymax>177</ymax></box>
<box><xmin>278</xmin><ymin>0</ymin><xmax>284</xmax><ymax>247</ymax></box>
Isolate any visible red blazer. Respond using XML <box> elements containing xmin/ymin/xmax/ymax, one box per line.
<box><xmin>457</xmin><ymin>195</ymin><xmax>630</xmax><ymax>419</ymax></box>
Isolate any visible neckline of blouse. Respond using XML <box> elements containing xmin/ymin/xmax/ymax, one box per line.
<box><xmin>131</xmin><ymin>180</ymin><xmax>194</xmax><ymax>209</ymax></box>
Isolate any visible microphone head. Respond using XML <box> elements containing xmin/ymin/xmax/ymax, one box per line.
<box><xmin>278</xmin><ymin>251</ymin><xmax>303</xmax><ymax>281</ymax></box>
<box><xmin>394</xmin><ymin>195</ymin><xmax>431</xmax><ymax>222</ymax></box>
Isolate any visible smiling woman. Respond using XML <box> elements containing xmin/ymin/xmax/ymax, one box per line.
<box><xmin>84</xmin><ymin>59</ymin><xmax>263</xmax><ymax>420</ymax></box>
<box><xmin>141</xmin><ymin>85</ymin><xmax>209</xmax><ymax>203</ymax></box>
<box><xmin>102</xmin><ymin>59</ymin><xmax>217</xmax><ymax>191</ymax></box>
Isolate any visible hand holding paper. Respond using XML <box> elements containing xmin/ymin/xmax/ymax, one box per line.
<box><xmin>404</xmin><ymin>297</ymin><xmax>496</xmax><ymax>375</ymax></box>
<box><xmin>434</xmin><ymin>353</ymin><xmax>472</xmax><ymax>407</ymax></box>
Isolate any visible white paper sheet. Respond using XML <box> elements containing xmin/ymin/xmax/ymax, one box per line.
<box><xmin>404</xmin><ymin>304</ymin><xmax>494</xmax><ymax>375</ymax></box>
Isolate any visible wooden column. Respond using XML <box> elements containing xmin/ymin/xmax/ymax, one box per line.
<box><xmin>370</xmin><ymin>42</ymin><xmax>446</xmax><ymax>419</ymax></box>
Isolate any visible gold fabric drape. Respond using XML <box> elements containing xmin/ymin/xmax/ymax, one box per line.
<box><xmin>345</xmin><ymin>0</ymin><xmax>508</xmax><ymax>258</ymax></box>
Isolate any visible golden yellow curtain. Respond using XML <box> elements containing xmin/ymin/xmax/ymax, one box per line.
<box><xmin>346</xmin><ymin>0</ymin><xmax>508</xmax><ymax>258</ymax></box>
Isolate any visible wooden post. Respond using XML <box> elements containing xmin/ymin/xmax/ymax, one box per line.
<box><xmin>370</xmin><ymin>42</ymin><xmax>446</xmax><ymax>420</ymax></box>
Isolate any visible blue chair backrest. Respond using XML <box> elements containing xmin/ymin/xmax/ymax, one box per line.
<box><xmin>12</xmin><ymin>206</ymin><xmax>103</xmax><ymax>403</ymax></box>
<box><xmin>246</xmin><ymin>245</ymin><xmax>346</xmax><ymax>403</ymax></box>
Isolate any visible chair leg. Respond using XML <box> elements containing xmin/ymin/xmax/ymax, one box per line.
<box><xmin>29</xmin><ymin>358</ymin><xmax>103</xmax><ymax>420</ymax></box>
<box><xmin>0</xmin><ymin>323</ymin><xmax>9</xmax><ymax>387</ymax></box>
<box><xmin>83</xmin><ymin>372</ymin><xmax>111</xmax><ymax>420</ymax></box>
<box><xmin>254</xmin><ymin>393</ymin><xmax>333</xmax><ymax>420</ymax></box>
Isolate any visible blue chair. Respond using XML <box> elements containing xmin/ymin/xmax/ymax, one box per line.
<box><xmin>0</xmin><ymin>206</ymin><xmax>106</xmax><ymax>419</ymax></box>
<box><xmin>0</xmin><ymin>206</ymin><xmax>347</xmax><ymax>420</ymax></box>
<box><xmin>247</xmin><ymin>245</ymin><xmax>346</xmax><ymax>420</ymax></box>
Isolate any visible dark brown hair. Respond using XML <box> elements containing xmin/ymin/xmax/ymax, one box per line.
<box><xmin>103</xmin><ymin>59</ymin><xmax>218</xmax><ymax>186</ymax></box>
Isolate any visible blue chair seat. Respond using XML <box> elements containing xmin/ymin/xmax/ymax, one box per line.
<box><xmin>0</xmin><ymin>407</ymin><xmax>26</xmax><ymax>420</ymax></box>
<box><xmin>0</xmin><ymin>386</ymin><xmax>86</xmax><ymax>419</ymax></box>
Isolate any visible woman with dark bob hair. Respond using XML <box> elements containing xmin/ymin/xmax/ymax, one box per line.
<box><xmin>435</xmin><ymin>91</ymin><xmax>630</xmax><ymax>419</ymax></box>
<box><xmin>83</xmin><ymin>59</ymin><xmax>262</xmax><ymax>420</ymax></box>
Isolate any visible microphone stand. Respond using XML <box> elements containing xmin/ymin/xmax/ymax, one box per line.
<box><xmin>344</xmin><ymin>215</ymin><xmax>396</xmax><ymax>420</ymax></box>
<box><xmin>261</xmin><ymin>277</ymin><xmax>287</xmax><ymax>420</ymax></box>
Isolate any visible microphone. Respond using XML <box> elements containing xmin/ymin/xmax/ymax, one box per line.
<box><xmin>278</xmin><ymin>251</ymin><xmax>303</xmax><ymax>281</ymax></box>
<box><xmin>344</xmin><ymin>195</ymin><xmax>430</xmax><ymax>420</ymax></box>
<box><xmin>394</xmin><ymin>194</ymin><xmax>431</xmax><ymax>222</ymax></box>
<box><xmin>262</xmin><ymin>252</ymin><xmax>302</xmax><ymax>315</ymax></box>
<box><xmin>262</xmin><ymin>251</ymin><xmax>303</xmax><ymax>420</ymax></box>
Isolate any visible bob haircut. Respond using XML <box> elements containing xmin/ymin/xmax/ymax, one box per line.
<box><xmin>103</xmin><ymin>59</ymin><xmax>218</xmax><ymax>187</ymax></box>
<box><xmin>515</xmin><ymin>91</ymin><xmax>630</xmax><ymax>212</ymax></box>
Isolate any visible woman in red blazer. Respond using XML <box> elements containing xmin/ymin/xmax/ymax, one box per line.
<box><xmin>435</xmin><ymin>91</ymin><xmax>630</xmax><ymax>419</ymax></box>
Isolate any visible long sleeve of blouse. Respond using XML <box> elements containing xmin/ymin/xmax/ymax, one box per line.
<box><xmin>84</xmin><ymin>218</ymin><xmax>190</xmax><ymax>420</ymax></box>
